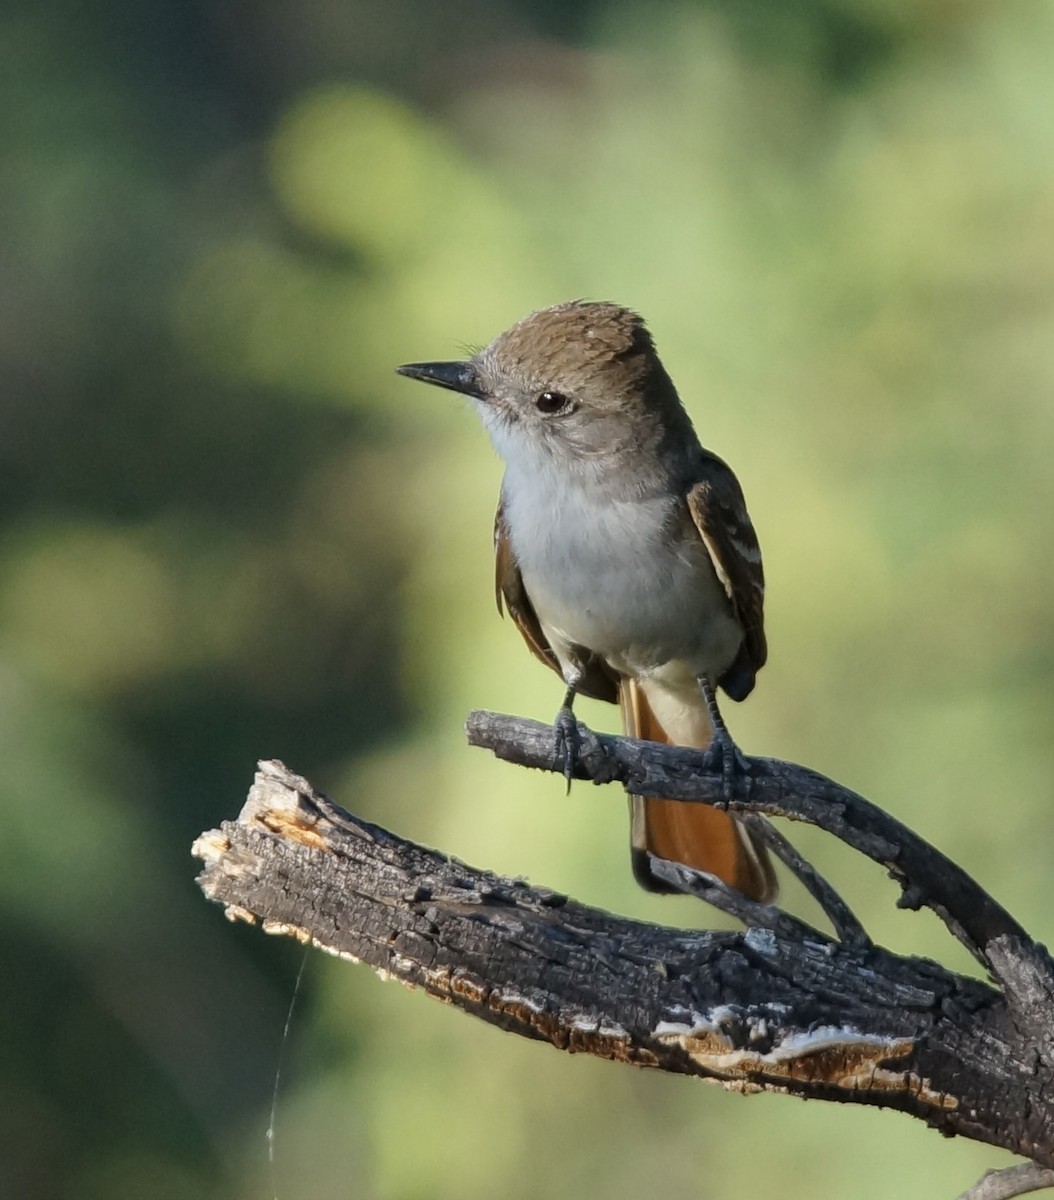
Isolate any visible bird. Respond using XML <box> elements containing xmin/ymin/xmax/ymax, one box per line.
<box><xmin>396</xmin><ymin>300</ymin><xmax>776</xmax><ymax>901</ymax></box>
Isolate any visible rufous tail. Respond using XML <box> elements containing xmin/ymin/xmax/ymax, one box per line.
<box><xmin>621</xmin><ymin>678</ymin><xmax>777</xmax><ymax>902</ymax></box>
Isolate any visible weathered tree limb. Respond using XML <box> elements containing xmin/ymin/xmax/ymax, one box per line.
<box><xmin>737</xmin><ymin>811</ymin><xmax>870</xmax><ymax>948</ymax></box>
<box><xmin>463</xmin><ymin>711</ymin><xmax>1039</xmax><ymax>981</ymax></box>
<box><xmin>193</xmin><ymin>746</ymin><xmax>1054</xmax><ymax>1170</ymax></box>
<box><xmin>957</xmin><ymin>1163</ymin><xmax>1054</xmax><ymax>1200</ymax></box>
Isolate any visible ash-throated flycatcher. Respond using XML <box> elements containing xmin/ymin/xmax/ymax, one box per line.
<box><xmin>397</xmin><ymin>300</ymin><xmax>776</xmax><ymax>901</ymax></box>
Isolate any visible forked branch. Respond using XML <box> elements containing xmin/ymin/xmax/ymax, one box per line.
<box><xmin>463</xmin><ymin>711</ymin><xmax>1033</xmax><ymax>976</ymax></box>
<box><xmin>193</xmin><ymin>723</ymin><xmax>1054</xmax><ymax>1173</ymax></box>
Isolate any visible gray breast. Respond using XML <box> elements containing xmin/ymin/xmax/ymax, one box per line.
<box><xmin>504</xmin><ymin>469</ymin><xmax>739</xmax><ymax>675</ymax></box>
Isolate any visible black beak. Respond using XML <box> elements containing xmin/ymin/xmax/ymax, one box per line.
<box><xmin>395</xmin><ymin>360</ymin><xmax>484</xmax><ymax>399</ymax></box>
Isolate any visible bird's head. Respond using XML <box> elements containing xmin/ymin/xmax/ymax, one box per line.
<box><xmin>397</xmin><ymin>301</ymin><xmax>695</xmax><ymax>482</ymax></box>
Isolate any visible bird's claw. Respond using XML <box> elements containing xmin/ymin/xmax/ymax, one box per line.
<box><xmin>701</xmin><ymin>732</ymin><xmax>749</xmax><ymax>806</ymax></box>
<box><xmin>553</xmin><ymin>706</ymin><xmax>580</xmax><ymax>793</ymax></box>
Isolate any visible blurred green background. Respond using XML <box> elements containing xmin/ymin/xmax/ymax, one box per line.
<box><xmin>4</xmin><ymin>0</ymin><xmax>1054</xmax><ymax>1197</ymax></box>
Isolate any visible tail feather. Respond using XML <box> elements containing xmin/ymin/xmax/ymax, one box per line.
<box><xmin>621</xmin><ymin>679</ymin><xmax>777</xmax><ymax>902</ymax></box>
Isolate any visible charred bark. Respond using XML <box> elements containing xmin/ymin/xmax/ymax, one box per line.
<box><xmin>193</xmin><ymin>718</ymin><xmax>1054</xmax><ymax>1171</ymax></box>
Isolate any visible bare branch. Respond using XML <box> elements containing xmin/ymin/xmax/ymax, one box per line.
<box><xmin>956</xmin><ymin>1164</ymin><xmax>1054</xmax><ymax>1200</ymax></box>
<box><xmin>193</xmin><ymin>758</ymin><xmax>1054</xmax><ymax>1170</ymax></box>
<box><xmin>644</xmin><ymin>855</ymin><xmax>829</xmax><ymax>943</ymax></box>
<box><xmin>737</xmin><ymin>813</ymin><xmax>871</xmax><ymax>949</ymax></box>
<box><xmin>463</xmin><ymin>710</ymin><xmax>1038</xmax><ymax>982</ymax></box>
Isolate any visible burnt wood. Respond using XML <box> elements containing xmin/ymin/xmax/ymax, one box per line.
<box><xmin>193</xmin><ymin>719</ymin><xmax>1054</xmax><ymax>1171</ymax></box>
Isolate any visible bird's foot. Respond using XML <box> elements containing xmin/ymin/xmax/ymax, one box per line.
<box><xmin>699</xmin><ymin>725</ymin><xmax>750</xmax><ymax>806</ymax></box>
<box><xmin>696</xmin><ymin>674</ymin><xmax>750</xmax><ymax>805</ymax></box>
<box><xmin>553</xmin><ymin>705</ymin><xmax>580</xmax><ymax>793</ymax></box>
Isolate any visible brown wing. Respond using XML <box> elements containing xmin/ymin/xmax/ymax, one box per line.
<box><xmin>686</xmin><ymin>453</ymin><xmax>767</xmax><ymax>701</ymax></box>
<box><xmin>494</xmin><ymin>495</ymin><xmax>618</xmax><ymax>704</ymax></box>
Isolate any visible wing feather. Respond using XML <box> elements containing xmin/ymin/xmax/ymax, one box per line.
<box><xmin>686</xmin><ymin>454</ymin><xmax>767</xmax><ymax>699</ymax></box>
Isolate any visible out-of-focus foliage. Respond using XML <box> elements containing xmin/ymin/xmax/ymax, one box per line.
<box><xmin>3</xmin><ymin>0</ymin><xmax>1053</xmax><ymax>1197</ymax></box>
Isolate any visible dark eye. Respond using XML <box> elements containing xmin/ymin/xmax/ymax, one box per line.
<box><xmin>535</xmin><ymin>391</ymin><xmax>569</xmax><ymax>414</ymax></box>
